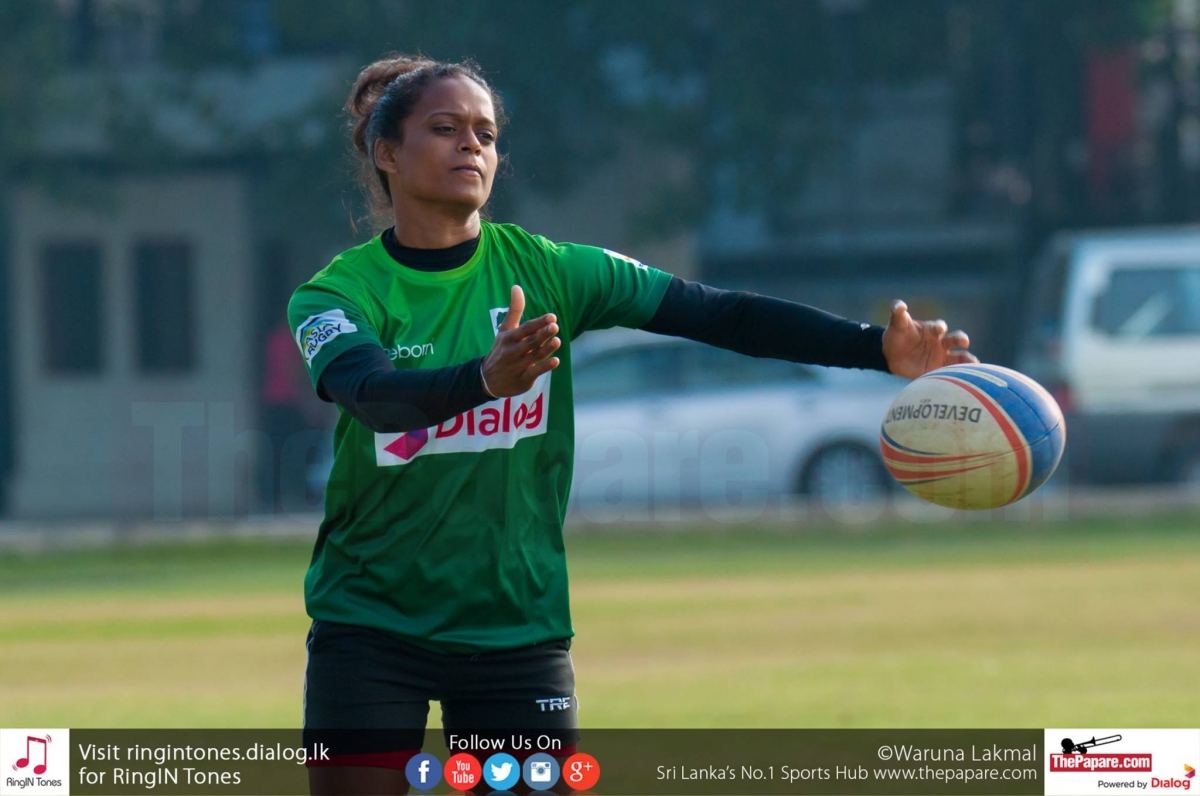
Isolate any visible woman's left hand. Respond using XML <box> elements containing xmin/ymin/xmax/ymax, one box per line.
<box><xmin>882</xmin><ymin>299</ymin><xmax>979</xmax><ymax>379</ymax></box>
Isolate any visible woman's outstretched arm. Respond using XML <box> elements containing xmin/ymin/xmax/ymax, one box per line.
<box><xmin>639</xmin><ymin>276</ymin><xmax>976</xmax><ymax>378</ymax></box>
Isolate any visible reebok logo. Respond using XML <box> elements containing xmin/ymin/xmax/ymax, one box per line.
<box><xmin>385</xmin><ymin>341</ymin><xmax>434</xmax><ymax>360</ymax></box>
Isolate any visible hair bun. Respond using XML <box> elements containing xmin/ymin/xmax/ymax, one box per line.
<box><xmin>346</xmin><ymin>54</ymin><xmax>433</xmax><ymax>153</ymax></box>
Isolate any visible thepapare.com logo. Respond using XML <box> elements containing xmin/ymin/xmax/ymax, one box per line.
<box><xmin>1049</xmin><ymin>733</ymin><xmax>1153</xmax><ymax>773</ymax></box>
<box><xmin>1046</xmin><ymin>730</ymin><xmax>1200</xmax><ymax>796</ymax></box>
<box><xmin>1</xmin><ymin>729</ymin><xmax>70</xmax><ymax>795</ymax></box>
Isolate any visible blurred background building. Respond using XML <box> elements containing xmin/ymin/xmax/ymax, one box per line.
<box><xmin>3</xmin><ymin>0</ymin><xmax>1200</xmax><ymax>519</ymax></box>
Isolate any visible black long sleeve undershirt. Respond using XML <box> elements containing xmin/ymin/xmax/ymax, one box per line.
<box><xmin>319</xmin><ymin>346</ymin><xmax>492</xmax><ymax>433</ymax></box>
<box><xmin>318</xmin><ymin>274</ymin><xmax>889</xmax><ymax>433</ymax></box>
<box><xmin>315</xmin><ymin>227</ymin><xmax>493</xmax><ymax>433</ymax></box>
<box><xmin>640</xmin><ymin>277</ymin><xmax>890</xmax><ymax>372</ymax></box>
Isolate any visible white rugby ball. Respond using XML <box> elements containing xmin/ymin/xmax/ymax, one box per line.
<box><xmin>880</xmin><ymin>364</ymin><xmax>1066</xmax><ymax>510</ymax></box>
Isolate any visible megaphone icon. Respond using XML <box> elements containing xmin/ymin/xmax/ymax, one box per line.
<box><xmin>1061</xmin><ymin>735</ymin><xmax>1122</xmax><ymax>754</ymax></box>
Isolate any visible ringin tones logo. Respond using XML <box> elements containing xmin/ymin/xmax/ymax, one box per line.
<box><xmin>1</xmin><ymin>729</ymin><xmax>69</xmax><ymax>795</ymax></box>
<box><xmin>11</xmin><ymin>735</ymin><xmax>51</xmax><ymax>776</ymax></box>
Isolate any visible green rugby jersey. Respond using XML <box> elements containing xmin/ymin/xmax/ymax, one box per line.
<box><xmin>288</xmin><ymin>221</ymin><xmax>673</xmax><ymax>653</ymax></box>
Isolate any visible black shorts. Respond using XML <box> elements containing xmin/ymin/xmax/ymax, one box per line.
<box><xmin>302</xmin><ymin>619</ymin><xmax>579</xmax><ymax>768</ymax></box>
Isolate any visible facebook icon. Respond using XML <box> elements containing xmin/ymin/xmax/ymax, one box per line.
<box><xmin>405</xmin><ymin>753</ymin><xmax>443</xmax><ymax>791</ymax></box>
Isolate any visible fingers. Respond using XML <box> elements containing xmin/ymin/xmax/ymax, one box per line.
<box><xmin>523</xmin><ymin>320</ymin><xmax>560</xmax><ymax>348</ymax></box>
<box><xmin>945</xmin><ymin>350</ymin><xmax>980</xmax><ymax>365</ymax></box>
<box><xmin>507</xmin><ymin>319</ymin><xmax>559</xmax><ymax>361</ymax></box>
<box><xmin>883</xmin><ymin>298</ymin><xmax>978</xmax><ymax>375</ymax></box>
<box><xmin>492</xmin><ymin>281</ymin><xmax>561</xmax><ymax>366</ymax></box>
<box><xmin>524</xmin><ymin>356</ymin><xmax>561</xmax><ymax>380</ymax></box>
<box><xmin>513</xmin><ymin>313</ymin><xmax>557</xmax><ymax>341</ymax></box>
<box><xmin>498</xmin><ymin>285</ymin><xmax>525</xmax><ymax>332</ymax></box>
<box><xmin>942</xmin><ymin>330</ymin><xmax>970</xmax><ymax>350</ymax></box>
<box><xmin>482</xmin><ymin>293</ymin><xmax>562</xmax><ymax>397</ymax></box>
<box><xmin>521</xmin><ymin>330</ymin><xmax>562</xmax><ymax>362</ymax></box>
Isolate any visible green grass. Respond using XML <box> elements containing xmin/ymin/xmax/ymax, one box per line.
<box><xmin>1</xmin><ymin>515</ymin><xmax>1198</xmax><ymax>728</ymax></box>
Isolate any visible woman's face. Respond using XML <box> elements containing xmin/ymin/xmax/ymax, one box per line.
<box><xmin>377</xmin><ymin>75</ymin><xmax>499</xmax><ymax>215</ymax></box>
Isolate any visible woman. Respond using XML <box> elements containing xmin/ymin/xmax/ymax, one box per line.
<box><xmin>291</xmin><ymin>54</ymin><xmax>976</xmax><ymax>795</ymax></box>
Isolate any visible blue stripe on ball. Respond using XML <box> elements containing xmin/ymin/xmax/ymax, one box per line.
<box><xmin>931</xmin><ymin>365</ymin><xmax>1058</xmax><ymax>444</ymax></box>
<box><xmin>1021</xmin><ymin>422</ymin><xmax>1067</xmax><ymax>498</ymax></box>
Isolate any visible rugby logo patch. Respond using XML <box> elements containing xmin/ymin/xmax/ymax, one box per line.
<box><xmin>295</xmin><ymin>309</ymin><xmax>358</xmax><ymax>365</ymax></box>
<box><xmin>603</xmin><ymin>248</ymin><xmax>648</xmax><ymax>270</ymax></box>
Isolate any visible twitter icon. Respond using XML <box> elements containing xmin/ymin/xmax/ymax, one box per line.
<box><xmin>483</xmin><ymin>753</ymin><xmax>521</xmax><ymax>790</ymax></box>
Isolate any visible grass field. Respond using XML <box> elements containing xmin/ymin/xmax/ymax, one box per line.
<box><xmin>1</xmin><ymin>514</ymin><xmax>1197</xmax><ymax>729</ymax></box>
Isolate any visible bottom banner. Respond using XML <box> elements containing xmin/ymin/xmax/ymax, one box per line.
<box><xmin>0</xmin><ymin>728</ymin><xmax>1195</xmax><ymax>795</ymax></box>
<box><xmin>0</xmin><ymin>729</ymin><xmax>1043</xmax><ymax>795</ymax></box>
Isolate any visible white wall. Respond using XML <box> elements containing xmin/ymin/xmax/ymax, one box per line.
<box><xmin>7</xmin><ymin>174</ymin><xmax>257</xmax><ymax>519</ymax></box>
<box><xmin>509</xmin><ymin>137</ymin><xmax>699</xmax><ymax>281</ymax></box>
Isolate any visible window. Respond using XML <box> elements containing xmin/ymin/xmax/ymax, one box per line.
<box><xmin>573</xmin><ymin>345</ymin><xmax>682</xmax><ymax>402</ymax></box>
<box><xmin>135</xmin><ymin>240</ymin><xmax>195</xmax><ymax>373</ymax></box>
<box><xmin>1027</xmin><ymin>246</ymin><xmax>1071</xmax><ymax>338</ymax></box>
<box><xmin>42</xmin><ymin>242</ymin><xmax>104</xmax><ymax>374</ymax></box>
<box><xmin>1092</xmin><ymin>266</ymin><xmax>1200</xmax><ymax>338</ymax></box>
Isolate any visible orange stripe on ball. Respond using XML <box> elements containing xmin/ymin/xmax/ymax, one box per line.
<box><xmin>927</xmin><ymin>376</ymin><xmax>1031</xmax><ymax>503</ymax></box>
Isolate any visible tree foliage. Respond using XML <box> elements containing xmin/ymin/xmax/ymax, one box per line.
<box><xmin>2</xmin><ymin>0</ymin><xmax>1182</xmax><ymax>241</ymax></box>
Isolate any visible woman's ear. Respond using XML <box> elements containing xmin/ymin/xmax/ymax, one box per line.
<box><xmin>374</xmin><ymin>138</ymin><xmax>400</xmax><ymax>174</ymax></box>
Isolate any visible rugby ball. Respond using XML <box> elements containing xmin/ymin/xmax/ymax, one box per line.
<box><xmin>880</xmin><ymin>364</ymin><xmax>1066</xmax><ymax>510</ymax></box>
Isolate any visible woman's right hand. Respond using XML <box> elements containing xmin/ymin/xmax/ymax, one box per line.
<box><xmin>480</xmin><ymin>285</ymin><xmax>561</xmax><ymax>398</ymax></box>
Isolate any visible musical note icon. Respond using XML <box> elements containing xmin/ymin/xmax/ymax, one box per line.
<box><xmin>14</xmin><ymin>735</ymin><xmax>50</xmax><ymax>776</ymax></box>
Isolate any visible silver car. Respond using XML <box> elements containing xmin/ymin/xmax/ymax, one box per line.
<box><xmin>569</xmin><ymin>329</ymin><xmax>906</xmax><ymax>513</ymax></box>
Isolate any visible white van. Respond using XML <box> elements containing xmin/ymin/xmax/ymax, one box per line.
<box><xmin>1017</xmin><ymin>227</ymin><xmax>1200</xmax><ymax>485</ymax></box>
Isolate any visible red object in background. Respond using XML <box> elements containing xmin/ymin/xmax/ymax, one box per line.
<box><xmin>262</xmin><ymin>321</ymin><xmax>308</xmax><ymax>406</ymax></box>
<box><xmin>1086</xmin><ymin>46</ymin><xmax>1138</xmax><ymax>202</ymax></box>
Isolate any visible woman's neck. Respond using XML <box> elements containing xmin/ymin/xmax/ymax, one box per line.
<box><xmin>390</xmin><ymin>203</ymin><xmax>482</xmax><ymax>249</ymax></box>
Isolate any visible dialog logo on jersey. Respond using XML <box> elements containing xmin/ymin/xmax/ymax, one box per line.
<box><xmin>375</xmin><ymin>371</ymin><xmax>551</xmax><ymax>465</ymax></box>
<box><xmin>295</xmin><ymin>309</ymin><xmax>358</xmax><ymax>365</ymax></box>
